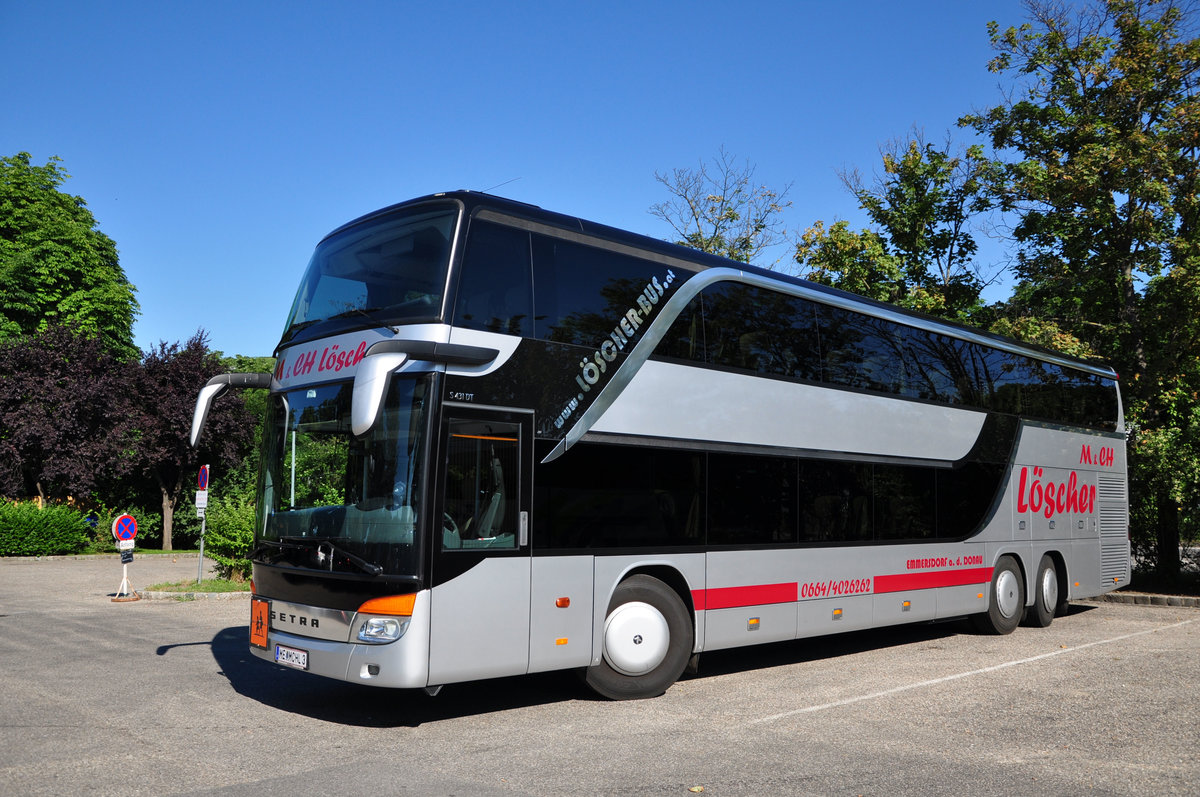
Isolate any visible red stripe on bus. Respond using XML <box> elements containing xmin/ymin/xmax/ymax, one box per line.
<box><xmin>873</xmin><ymin>567</ymin><xmax>993</xmax><ymax>594</ymax></box>
<box><xmin>692</xmin><ymin>582</ymin><xmax>798</xmax><ymax>611</ymax></box>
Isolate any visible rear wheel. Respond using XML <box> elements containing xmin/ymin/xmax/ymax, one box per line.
<box><xmin>972</xmin><ymin>555</ymin><xmax>1024</xmax><ymax>635</ymax></box>
<box><xmin>584</xmin><ymin>575</ymin><xmax>693</xmax><ymax>700</ymax></box>
<box><xmin>1027</xmin><ymin>555</ymin><xmax>1058</xmax><ymax>628</ymax></box>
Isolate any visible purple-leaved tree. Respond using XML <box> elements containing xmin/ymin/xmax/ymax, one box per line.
<box><xmin>0</xmin><ymin>326</ymin><xmax>137</xmax><ymax>501</ymax></box>
<box><xmin>133</xmin><ymin>332</ymin><xmax>255</xmax><ymax>549</ymax></box>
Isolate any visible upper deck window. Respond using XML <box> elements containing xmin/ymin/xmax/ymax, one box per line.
<box><xmin>281</xmin><ymin>204</ymin><xmax>458</xmax><ymax>347</ymax></box>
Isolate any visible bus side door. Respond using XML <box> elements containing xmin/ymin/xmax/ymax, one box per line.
<box><xmin>428</xmin><ymin>408</ymin><xmax>533</xmax><ymax>684</ymax></box>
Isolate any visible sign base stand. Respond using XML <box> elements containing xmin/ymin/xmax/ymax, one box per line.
<box><xmin>112</xmin><ymin>564</ymin><xmax>140</xmax><ymax>602</ymax></box>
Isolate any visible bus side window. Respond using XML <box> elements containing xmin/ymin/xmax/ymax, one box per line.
<box><xmin>798</xmin><ymin>461</ymin><xmax>871</xmax><ymax>542</ymax></box>
<box><xmin>709</xmin><ymin>453</ymin><xmax>797</xmax><ymax>545</ymax></box>
<box><xmin>455</xmin><ymin>220</ymin><xmax>533</xmax><ymax>337</ymax></box>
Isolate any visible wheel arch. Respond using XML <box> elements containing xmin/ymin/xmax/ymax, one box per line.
<box><xmin>993</xmin><ymin>549</ymin><xmax>1030</xmax><ymax>593</ymax></box>
<box><xmin>617</xmin><ymin>564</ymin><xmax>697</xmax><ymax>621</ymax></box>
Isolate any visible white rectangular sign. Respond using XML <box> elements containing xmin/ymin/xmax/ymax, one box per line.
<box><xmin>117</xmin><ymin>539</ymin><xmax>135</xmax><ymax>551</ymax></box>
<box><xmin>195</xmin><ymin>490</ymin><xmax>208</xmax><ymax>509</ymax></box>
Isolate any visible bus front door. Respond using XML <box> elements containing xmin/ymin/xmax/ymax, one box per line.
<box><xmin>428</xmin><ymin>408</ymin><xmax>533</xmax><ymax>685</ymax></box>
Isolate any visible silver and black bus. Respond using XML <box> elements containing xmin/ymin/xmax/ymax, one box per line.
<box><xmin>191</xmin><ymin>191</ymin><xmax>1129</xmax><ymax>699</ymax></box>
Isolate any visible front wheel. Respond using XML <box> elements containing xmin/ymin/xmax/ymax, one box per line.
<box><xmin>971</xmin><ymin>555</ymin><xmax>1025</xmax><ymax>635</ymax></box>
<box><xmin>584</xmin><ymin>575</ymin><xmax>693</xmax><ymax>700</ymax></box>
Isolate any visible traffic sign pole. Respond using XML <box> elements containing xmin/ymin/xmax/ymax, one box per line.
<box><xmin>197</xmin><ymin>514</ymin><xmax>208</xmax><ymax>583</ymax></box>
<box><xmin>197</xmin><ymin>465</ymin><xmax>210</xmax><ymax>583</ymax></box>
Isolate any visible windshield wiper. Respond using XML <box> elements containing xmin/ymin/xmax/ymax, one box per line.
<box><xmin>331</xmin><ymin>306</ymin><xmax>387</xmax><ymax>321</ymax></box>
<box><xmin>263</xmin><ymin>536</ymin><xmax>384</xmax><ymax>576</ymax></box>
<box><xmin>279</xmin><ymin>319</ymin><xmax>320</xmax><ymax>344</ymax></box>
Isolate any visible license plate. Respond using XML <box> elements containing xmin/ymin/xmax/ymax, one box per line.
<box><xmin>274</xmin><ymin>644</ymin><xmax>308</xmax><ymax>670</ymax></box>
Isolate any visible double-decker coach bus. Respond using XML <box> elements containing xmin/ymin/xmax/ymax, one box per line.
<box><xmin>190</xmin><ymin>191</ymin><xmax>1129</xmax><ymax>700</ymax></box>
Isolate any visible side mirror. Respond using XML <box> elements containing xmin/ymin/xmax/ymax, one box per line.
<box><xmin>351</xmin><ymin>351</ymin><xmax>408</xmax><ymax>437</ymax></box>
<box><xmin>190</xmin><ymin>372</ymin><xmax>273</xmax><ymax>447</ymax></box>
<box><xmin>350</xmin><ymin>339</ymin><xmax>500</xmax><ymax>437</ymax></box>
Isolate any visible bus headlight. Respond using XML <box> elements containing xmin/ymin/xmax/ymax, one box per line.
<box><xmin>357</xmin><ymin>617</ymin><xmax>409</xmax><ymax>644</ymax></box>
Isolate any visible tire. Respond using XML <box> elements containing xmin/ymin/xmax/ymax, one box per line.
<box><xmin>1026</xmin><ymin>554</ymin><xmax>1058</xmax><ymax>628</ymax></box>
<box><xmin>971</xmin><ymin>555</ymin><xmax>1025</xmax><ymax>635</ymax></box>
<box><xmin>584</xmin><ymin>575</ymin><xmax>693</xmax><ymax>700</ymax></box>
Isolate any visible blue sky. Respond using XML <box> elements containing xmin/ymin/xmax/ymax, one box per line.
<box><xmin>2</xmin><ymin>0</ymin><xmax>1027</xmax><ymax>357</ymax></box>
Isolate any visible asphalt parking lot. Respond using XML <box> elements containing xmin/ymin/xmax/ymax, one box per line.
<box><xmin>1</xmin><ymin>555</ymin><xmax>1197</xmax><ymax>796</ymax></box>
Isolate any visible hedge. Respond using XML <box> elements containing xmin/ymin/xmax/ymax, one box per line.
<box><xmin>0</xmin><ymin>502</ymin><xmax>91</xmax><ymax>556</ymax></box>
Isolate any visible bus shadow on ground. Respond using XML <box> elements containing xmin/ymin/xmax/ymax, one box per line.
<box><xmin>208</xmin><ymin>625</ymin><xmax>582</xmax><ymax>728</ymax></box>
<box><xmin>688</xmin><ymin>602</ymin><xmax>1097</xmax><ymax>681</ymax></box>
<box><xmin>208</xmin><ymin>605</ymin><xmax>1097</xmax><ymax>726</ymax></box>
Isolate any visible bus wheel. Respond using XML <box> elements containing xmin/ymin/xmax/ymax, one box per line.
<box><xmin>972</xmin><ymin>556</ymin><xmax>1024</xmax><ymax>635</ymax></box>
<box><xmin>585</xmin><ymin>575</ymin><xmax>693</xmax><ymax>700</ymax></box>
<box><xmin>1027</xmin><ymin>555</ymin><xmax>1058</xmax><ymax>628</ymax></box>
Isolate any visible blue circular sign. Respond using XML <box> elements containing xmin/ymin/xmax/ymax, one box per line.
<box><xmin>113</xmin><ymin>514</ymin><xmax>138</xmax><ymax>541</ymax></box>
<box><xmin>198</xmin><ymin>465</ymin><xmax>209</xmax><ymax>491</ymax></box>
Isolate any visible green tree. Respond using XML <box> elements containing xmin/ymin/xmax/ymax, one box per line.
<box><xmin>650</xmin><ymin>147</ymin><xmax>793</xmax><ymax>264</ymax></box>
<box><xmin>0</xmin><ymin>153</ymin><xmax>139</xmax><ymax>359</ymax></box>
<box><xmin>794</xmin><ymin>220</ymin><xmax>904</xmax><ymax>303</ymax></box>
<box><xmin>796</xmin><ymin>137</ymin><xmax>994</xmax><ymax>322</ymax></box>
<box><xmin>962</xmin><ymin>0</ymin><xmax>1200</xmax><ymax>582</ymax></box>
<box><xmin>960</xmin><ymin>0</ymin><xmax>1198</xmax><ymax>382</ymax></box>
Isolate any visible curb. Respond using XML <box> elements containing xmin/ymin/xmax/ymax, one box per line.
<box><xmin>138</xmin><ymin>589</ymin><xmax>251</xmax><ymax>601</ymax></box>
<box><xmin>2</xmin><ymin>553</ymin><xmax>205</xmax><ymax>562</ymax></box>
<box><xmin>1087</xmin><ymin>591</ymin><xmax>1200</xmax><ymax>608</ymax></box>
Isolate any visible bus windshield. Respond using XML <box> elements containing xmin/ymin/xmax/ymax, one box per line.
<box><xmin>258</xmin><ymin>374</ymin><xmax>430</xmax><ymax>578</ymax></box>
<box><xmin>280</xmin><ymin>203</ymin><xmax>458</xmax><ymax>346</ymax></box>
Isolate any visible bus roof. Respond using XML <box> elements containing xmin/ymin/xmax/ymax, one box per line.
<box><xmin>323</xmin><ymin>191</ymin><xmax>1118</xmax><ymax>381</ymax></box>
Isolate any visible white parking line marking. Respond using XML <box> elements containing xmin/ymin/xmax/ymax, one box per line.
<box><xmin>751</xmin><ymin>618</ymin><xmax>1197</xmax><ymax>725</ymax></box>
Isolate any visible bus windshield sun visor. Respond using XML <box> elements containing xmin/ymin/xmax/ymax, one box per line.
<box><xmin>351</xmin><ymin>340</ymin><xmax>499</xmax><ymax>437</ymax></box>
<box><xmin>189</xmin><ymin>372</ymin><xmax>273</xmax><ymax>447</ymax></box>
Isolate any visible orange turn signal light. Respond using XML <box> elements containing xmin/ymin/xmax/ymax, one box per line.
<box><xmin>358</xmin><ymin>594</ymin><xmax>416</xmax><ymax>616</ymax></box>
<box><xmin>555</xmin><ymin>597</ymin><xmax>570</xmax><ymax>608</ymax></box>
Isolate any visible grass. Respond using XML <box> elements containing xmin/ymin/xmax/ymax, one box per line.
<box><xmin>144</xmin><ymin>578</ymin><xmax>250</xmax><ymax>593</ymax></box>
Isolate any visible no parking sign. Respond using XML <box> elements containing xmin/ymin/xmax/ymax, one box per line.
<box><xmin>110</xmin><ymin>514</ymin><xmax>139</xmax><ymax>600</ymax></box>
<box><xmin>112</xmin><ymin>514</ymin><xmax>138</xmax><ymax>546</ymax></box>
<box><xmin>196</xmin><ymin>464</ymin><xmax>210</xmax><ymax>518</ymax></box>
